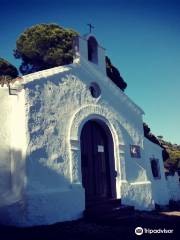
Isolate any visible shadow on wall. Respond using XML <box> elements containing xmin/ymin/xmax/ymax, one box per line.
<box><xmin>0</xmin><ymin>168</ymin><xmax>11</xmax><ymax>195</ymax></box>
<box><xmin>24</xmin><ymin>65</ymin><xmax>74</xmax><ymax>90</ymax></box>
<box><xmin>27</xmin><ymin>147</ymin><xmax>70</xmax><ymax>191</ymax></box>
<box><xmin>119</xmin><ymin>125</ymin><xmax>146</xmax><ymax>182</ymax></box>
<box><xmin>0</xmin><ymin>147</ymin><xmax>72</xmax><ymax>225</ymax></box>
<box><xmin>11</xmin><ymin>149</ymin><xmax>25</xmax><ymax>194</ymax></box>
<box><xmin>0</xmin><ymin>149</ymin><xmax>25</xmax><ymax>200</ymax></box>
<box><xmin>0</xmin><ymin>149</ymin><xmax>25</xmax><ymax>225</ymax></box>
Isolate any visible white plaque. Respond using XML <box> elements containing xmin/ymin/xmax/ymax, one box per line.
<box><xmin>98</xmin><ymin>145</ymin><xmax>104</xmax><ymax>152</ymax></box>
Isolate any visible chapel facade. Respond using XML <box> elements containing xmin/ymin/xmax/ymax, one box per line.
<box><xmin>0</xmin><ymin>34</ymin><xmax>180</xmax><ymax>226</ymax></box>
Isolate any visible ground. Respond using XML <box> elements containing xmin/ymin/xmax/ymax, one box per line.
<box><xmin>0</xmin><ymin>211</ymin><xmax>180</xmax><ymax>240</ymax></box>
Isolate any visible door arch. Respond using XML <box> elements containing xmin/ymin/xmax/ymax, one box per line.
<box><xmin>80</xmin><ymin>119</ymin><xmax>116</xmax><ymax>207</ymax></box>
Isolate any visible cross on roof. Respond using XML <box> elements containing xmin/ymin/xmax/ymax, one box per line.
<box><xmin>87</xmin><ymin>23</ymin><xmax>94</xmax><ymax>33</ymax></box>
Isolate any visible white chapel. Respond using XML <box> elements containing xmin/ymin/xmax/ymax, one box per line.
<box><xmin>0</xmin><ymin>33</ymin><xmax>180</xmax><ymax>226</ymax></box>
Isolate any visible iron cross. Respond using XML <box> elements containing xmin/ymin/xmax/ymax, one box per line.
<box><xmin>87</xmin><ymin>23</ymin><xmax>94</xmax><ymax>33</ymax></box>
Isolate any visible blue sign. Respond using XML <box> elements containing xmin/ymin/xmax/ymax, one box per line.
<box><xmin>130</xmin><ymin>145</ymin><xmax>141</xmax><ymax>158</ymax></box>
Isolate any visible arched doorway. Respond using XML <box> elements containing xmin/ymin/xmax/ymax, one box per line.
<box><xmin>80</xmin><ymin>120</ymin><xmax>116</xmax><ymax>207</ymax></box>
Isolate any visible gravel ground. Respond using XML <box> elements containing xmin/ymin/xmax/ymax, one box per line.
<box><xmin>0</xmin><ymin>211</ymin><xmax>180</xmax><ymax>240</ymax></box>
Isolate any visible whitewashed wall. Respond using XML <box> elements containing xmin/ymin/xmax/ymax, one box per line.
<box><xmin>0</xmin><ymin>87</ymin><xmax>12</xmax><ymax>201</ymax></box>
<box><xmin>144</xmin><ymin>138</ymin><xmax>170</xmax><ymax>205</ymax></box>
<box><xmin>166</xmin><ymin>172</ymin><xmax>180</xmax><ymax>201</ymax></box>
<box><xmin>0</xmin><ymin>86</ymin><xmax>26</xmax><ymax>221</ymax></box>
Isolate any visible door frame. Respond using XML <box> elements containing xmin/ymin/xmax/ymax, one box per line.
<box><xmin>69</xmin><ymin>105</ymin><xmax>127</xmax><ymax>200</ymax></box>
<box><xmin>80</xmin><ymin>119</ymin><xmax>117</xmax><ymax>205</ymax></box>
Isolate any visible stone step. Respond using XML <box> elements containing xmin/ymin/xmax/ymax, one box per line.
<box><xmin>85</xmin><ymin>204</ymin><xmax>131</xmax><ymax>215</ymax></box>
<box><xmin>86</xmin><ymin>198</ymin><xmax>121</xmax><ymax>209</ymax></box>
<box><xmin>84</xmin><ymin>204</ymin><xmax>135</xmax><ymax>221</ymax></box>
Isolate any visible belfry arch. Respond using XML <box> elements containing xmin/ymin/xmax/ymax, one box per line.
<box><xmin>88</xmin><ymin>36</ymin><xmax>98</xmax><ymax>64</ymax></box>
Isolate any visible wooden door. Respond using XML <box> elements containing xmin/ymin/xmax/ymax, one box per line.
<box><xmin>81</xmin><ymin>120</ymin><xmax>115</xmax><ymax>206</ymax></box>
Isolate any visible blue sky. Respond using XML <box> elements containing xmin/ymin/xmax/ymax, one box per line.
<box><xmin>0</xmin><ymin>0</ymin><xmax>180</xmax><ymax>144</ymax></box>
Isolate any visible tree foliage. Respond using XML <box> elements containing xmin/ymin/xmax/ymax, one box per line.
<box><xmin>14</xmin><ymin>23</ymin><xmax>128</xmax><ymax>92</ymax></box>
<box><xmin>143</xmin><ymin>122</ymin><xmax>170</xmax><ymax>161</ymax></box>
<box><xmin>0</xmin><ymin>58</ymin><xmax>18</xmax><ymax>85</ymax></box>
<box><xmin>105</xmin><ymin>56</ymin><xmax>127</xmax><ymax>91</ymax></box>
<box><xmin>14</xmin><ymin>24</ymin><xmax>78</xmax><ymax>74</ymax></box>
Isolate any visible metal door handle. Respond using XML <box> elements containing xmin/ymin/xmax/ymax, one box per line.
<box><xmin>114</xmin><ymin>170</ymin><xmax>118</xmax><ymax>177</ymax></box>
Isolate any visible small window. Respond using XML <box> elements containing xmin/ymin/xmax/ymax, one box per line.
<box><xmin>150</xmin><ymin>158</ymin><xmax>161</xmax><ymax>179</ymax></box>
<box><xmin>89</xmin><ymin>82</ymin><xmax>101</xmax><ymax>98</ymax></box>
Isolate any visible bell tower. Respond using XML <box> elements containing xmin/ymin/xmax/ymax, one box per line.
<box><xmin>73</xmin><ymin>33</ymin><xmax>106</xmax><ymax>75</ymax></box>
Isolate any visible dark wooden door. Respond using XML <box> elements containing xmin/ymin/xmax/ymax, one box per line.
<box><xmin>81</xmin><ymin>120</ymin><xmax>115</xmax><ymax>206</ymax></box>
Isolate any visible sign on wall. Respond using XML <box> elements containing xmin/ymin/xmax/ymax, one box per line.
<box><xmin>98</xmin><ymin>145</ymin><xmax>104</xmax><ymax>153</ymax></box>
<box><xmin>130</xmin><ymin>145</ymin><xmax>141</xmax><ymax>158</ymax></box>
